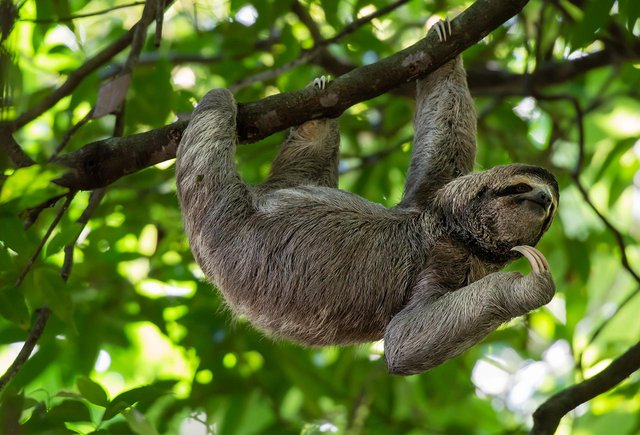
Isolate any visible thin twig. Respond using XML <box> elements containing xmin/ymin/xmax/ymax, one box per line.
<box><xmin>340</xmin><ymin>137</ymin><xmax>410</xmax><ymax>175</ymax></box>
<box><xmin>535</xmin><ymin>92</ymin><xmax>640</xmax><ymax>371</ymax></box>
<box><xmin>49</xmin><ymin>109</ymin><xmax>93</xmax><ymax>161</ymax></box>
<box><xmin>326</xmin><ymin>0</ymin><xmax>410</xmax><ymax>46</ymax></box>
<box><xmin>531</xmin><ymin>340</ymin><xmax>640</xmax><ymax>434</ymax></box>
<box><xmin>230</xmin><ymin>0</ymin><xmax>410</xmax><ymax>92</ymax></box>
<box><xmin>571</xmin><ymin>180</ymin><xmax>640</xmax><ymax>284</ymax></box>
<box><xmin>533</xmin><ymin>93</ymin><xmax>584</xmax><ymax>174</ymax></box>
<box><xmin>3</xmin><ymin>0</ymin><xmax>173</xmax><ymax>130</ymax></box>
<box><xmin>154</xmin><ymin>0</ymin><xmax>165</xmax><ymax>47</ymax></box>
<box><xmin>19</xmin><ymin>2</ymin><xmax>146</xmax><ymax>23</ymax></box>
<box><xmin>61</xmin><ymin>188</ymin><xmax>106</xmax><ymax>281</ymax></box>
<box><xmin>0</xmin><ymin>190</ymin><xmax>77</xmax><ymax>392</ymax></box>
<box><xmin>0</xmin><ymin>307</ymin><xmax>51</xmax><ymax>392</ymax></box>
<box><xmin>585</xmin><ymin>286</ymin><xmax>640</xmax><ymax>348</ymax></box>
<box><xmin>23</xmin><ymin>193</ymin><xmax>67</xmax><ymax>229</ymax></box>
<box><xmin>15</xmin><ymin>192</ymin><xmax>76</xmax><ymax>288</ymax></box>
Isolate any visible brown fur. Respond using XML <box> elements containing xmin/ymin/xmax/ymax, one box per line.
<box><xmin>176</xmin><ymin>28</ymin><xmax>559</xmax><ymax>375</ymax></box>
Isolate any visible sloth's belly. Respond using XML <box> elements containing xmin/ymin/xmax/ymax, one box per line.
<box><xmin>192</xmin><ymin>187</ymin><xmax>431</xmax><ymax>345</ymax></box>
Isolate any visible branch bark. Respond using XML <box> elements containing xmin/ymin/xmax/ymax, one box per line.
<box><xmin>531</xmin><ymin>341</ymin><xmax>640</xmax><ymax>434</ymax></box>
<box><xmin>51</xmin><ymin>0</ymin><xmax>529</xmax><ymax>190</ymax></box>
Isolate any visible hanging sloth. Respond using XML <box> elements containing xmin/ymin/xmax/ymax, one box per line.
<box><xmin>176</xmin><ymin>19</ymin><xmax>559</xmax><ymax>375</ymax></box>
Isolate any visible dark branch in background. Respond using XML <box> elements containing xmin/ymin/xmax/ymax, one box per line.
<box><xmin>0</xmin><ymin>308</ymin><xmax>51</xmax><ymax>392</ymax></box>
<box><xmin>340</xmin><ymin>136</ymin><xmax>411</xmax><ymax>174</ymax></box>
<box><xmin>536</xmin><ymin>92</ymin><xmax>640</xmax><ymax>368</ymax></box>
<box><xmin>61</xmin><ymin>188</ymin><xmax>106</xmax><ymax>281</ymax></box>
<box><xmin>23</xmin><ymin>193</ymin><xmax>68</xmax><ymax>229</ymax></box>
<box><xmin>471</xmin><ymin>45</ymin><xmax>640</xmax><ymax>96</ymax></box>
<box><xmin>531</xmin><ymin>341</ymin><xmax>640</xmax><ymax>435</ymax></box>
<box><xmin>154</xmin><ymin>0</ymin><xmax>165</xmax><ymax>47</ymax></box>
<box><xmin>49</xmin><ymin>110</ymin><xmax>93</xmax><ymax>161</ymax></box>
<box><xmin>14</xmin><ymin>192</ymin><xmax>76</xmax><ymax>288</ymax></box>
<box><xmin>0</xmin><ymin>0</ymin><xmax>161</xmax><ymax>395</ymax></box>
<box><xmin>0</xmin><ymin>124</ymin><xmax>34</xmax><ymax>167</ymax></box>
<box><xmin>230</xmin><ymin>0</ymin><xmax>409</xmax><ymax>92</ymax></box>
<box><xmin>48</xmin><ymin>0</ymin><xmax>530</xmax><ymax>190</ymax></box>
<box><xmin>530</xmin><ymin>73</ymin><xmax>640</xmax><ymax>430</ymax></box>
<box><xmin>0</xmin><ymin>0</ymin><xmax>173</xmax><ymax>131</ymax></box>
<box><xmin>0</xmin><ymin>192</ymin><xmax>75</xmax><ymax>393</ymax></box>
<box><xmin>18</xmin><ymin>1</ymin><xmax>146</xmax><ymax>23</ymax></box>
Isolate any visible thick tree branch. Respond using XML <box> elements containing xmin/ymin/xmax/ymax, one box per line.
<box><xmin>531</xmin><ymin>341</ymin><xmax>640</xmax><ymax>434</ymax></box>
<box><xmin>236</xmin><ymin>0</ymin><xmax>527</xmax><ymax>141</ymax></box>
<box><xmin>52</xmin><ymin>0</ymin><xmax>529</xmax><ymax>190</ymax></box>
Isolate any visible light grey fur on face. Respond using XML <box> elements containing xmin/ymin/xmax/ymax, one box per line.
<box><xmin>175</xmin><ymin>21</ymin><xmax>559</xmax><ymax>375</ymax></box>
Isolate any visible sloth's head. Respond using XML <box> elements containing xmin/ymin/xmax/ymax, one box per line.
<box><xmin>436</xmin><ymin>164</ymin><xmax>559</xmax><ymax>263</ymax></box>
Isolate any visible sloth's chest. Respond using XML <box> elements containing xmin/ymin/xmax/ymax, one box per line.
<box><xmin>426</xmin><ymin>239</ymin><xmax>493</xmax><ymax>292</ymax></box>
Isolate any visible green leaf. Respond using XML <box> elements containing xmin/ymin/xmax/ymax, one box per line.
<box><xmin>33</xmin><ymin>267</ymin><xmax>74</xmax><ymax>326</ymax></box>
<box><xmin>76</xmin><ymin>377</ymin><xmax>109</xmax><ymax>407</ymax></box>
<box><xmin>569</xmin><ymin>0</ymin><xmax>615</xmax><ymax>49</ymax></box>
<box><xmin>102</xmin><ymin>381</ymin><xmax>177</xmax><ymax>421</ymax></box>
<box><xmin>124</xmin><ymin>408</ymin><xmax>158</xmax><ymax>435</ymax></box>
<box><xmin>0</xmin><ymin>166</ymin><xmax>67</xmax><ymax>210</ymax></box>
<box><xmin>620</xmin><ymin>0</ymin><xmax>640</xmax><ymax>30</ymax></box>
<box><xmin>0</xmin><ymin>286</ymin><xmax>30</xmax><ymax>328</ymax></box>
<box><xmin>45</xmin><ymin>222</ymin><xmax>83</xmax><ymax>258</ymax></box>
<box><xmin>593</xmin><ymin>138</ymin><xmax>634</xmax><ymax>182</ymax></box>
<box><xmin>0</xmin><ymin>215</ymin><xmax>36</xmax><ymax>255</ymax></box>
<box><xmin>43</xmin><ymin>400</ymin><xmax>92</xmax><ymax>423</ymax></box>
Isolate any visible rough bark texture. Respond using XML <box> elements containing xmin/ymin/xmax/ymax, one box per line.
<box><xmin>531</xmin><ymin>341</ymin><xmax>640</xmax><ymax>435</ymax></box>
<box><xmin>50</xmin><ymin>0</ymin><xmax>529</xmax><ymax>190</ymax></box>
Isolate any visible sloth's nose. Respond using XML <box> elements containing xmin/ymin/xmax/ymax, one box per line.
<box><xmin>534</xmin><ymin>188</ymin><xmax>553</xmax><ymax>209</ymax></box>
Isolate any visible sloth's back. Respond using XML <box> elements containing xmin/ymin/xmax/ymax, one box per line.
<box><xmin>197</xmin><ymin>186</ymin><xmax>432</xmax><ymax>345</ymax></box>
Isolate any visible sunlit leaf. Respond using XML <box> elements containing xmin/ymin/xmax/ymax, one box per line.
<box><xmin>0</xmin><ymin>166</ymin><xmax>66</xmax><ymax>210</ymax></box>
<box><xmin>77</xmin><ymin>377</ymin><xmax>109</xmax><ymax>407</ymax></box>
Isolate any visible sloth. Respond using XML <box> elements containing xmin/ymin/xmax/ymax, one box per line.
<box><xmin>176</xmin><ymin>20</ymin><xmax>559</xmax><ymax>375</ymax></box>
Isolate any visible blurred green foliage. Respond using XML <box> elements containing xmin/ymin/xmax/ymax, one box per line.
<box><xmin>1</xmin><ymin>0</ymin><xmax>640</xmax><ymax>433</ymax></box>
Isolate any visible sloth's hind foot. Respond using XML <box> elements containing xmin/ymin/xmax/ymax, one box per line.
<box><xmin>432</xmin><ymin>17</ymin><xmax>452</xmax><ymax>42</ymax></box>
<box><xmin>310</xmin><ymin>75</ymin><xmax>331</xmax><ymax>90</ymax></box>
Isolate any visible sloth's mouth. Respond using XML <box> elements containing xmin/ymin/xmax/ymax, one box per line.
<box><xmin>522</xmin><ymin>198</ymin><xmax>550</xmax><ymax>214</ymax></box>
<box><xmin>525</xmin><ymin>198</ymin><xmax>549</xmax><ymax>210</ymax></box>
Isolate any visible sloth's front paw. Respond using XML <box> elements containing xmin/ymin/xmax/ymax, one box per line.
<box><xmin>510</xmin><ymin>245</ymin><xmax>556</xmax><ymax>313</ymax></box>
<box><xmin>431</xmin><ymin>18</ymin><xmax>452</xmax><ymax>42</ymax></box>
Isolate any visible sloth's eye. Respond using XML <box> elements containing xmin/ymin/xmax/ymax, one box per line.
<box><xmin>498</xmin><ymin>183</ymin><xmax>532</xmax><ymax>196</ymax></box>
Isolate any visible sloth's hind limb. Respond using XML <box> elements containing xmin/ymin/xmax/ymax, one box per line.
<box><xmin>400</xmin><ymin>19</ymin><xmax>477</xmax><ymax>209</ymax></box>
<box><xmin>260</xmin><ymin>75</ymin><xmax>341</xmax><ymax>193</ymax></box>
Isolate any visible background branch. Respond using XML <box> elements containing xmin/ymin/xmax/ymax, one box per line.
<box><xmin>531</xmin><ymin>341</ymin><xmax>640</xmax><ymax>434</ymax></box>
<box><xmin>0</xmin><ymin>308</ymin><xmax>51</xmax><ymax>393</ymax></box>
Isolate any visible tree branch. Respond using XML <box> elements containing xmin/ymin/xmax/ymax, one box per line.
<box><xmin>531</xmin><ymin>341</ymin><xmax>640</xmax><ymax>434</ymax></box>
<box><xmin>0</xmin><ymin>307</ymin><xmax>51</xmax><ymax>393</ymax></box>
<box><xmin>51</xmin><ymin>0</ymin><xmax>530</xmax><ymax>190</ymax></box>
<box><xmin>0</xmin><ymin>1</ymin><xmax>173</xmax><ymax>131</ymax></box>
<box><xmin>18</xmin><ymin>1</ymin><xmax>146</xmax><ymax>23</ymax></box>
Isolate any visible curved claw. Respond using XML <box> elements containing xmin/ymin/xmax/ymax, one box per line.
<box><xmin>433</xmin><ymin>18</ymin><xmax>452</xmax><ymax>42</ymax></box>
<box><xmin>311</xmin><ymin>75</ymin><xmax>331</xmax><ymax>90</ymax></box>
<box><xmin>511</xmin><ymin>245</ymin><xmax>549</xmax><ymax>274</ymax></box>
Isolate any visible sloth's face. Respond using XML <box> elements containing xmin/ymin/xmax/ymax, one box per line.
<box><xmin>479</xmin><ymin>175</ymin><xmax>557</xmax><ymax>247</ymax></box>
<box><xmin>439</xmin><ymin>164</ymin><xmax>559</xmax><ymax>262</ymax></box>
